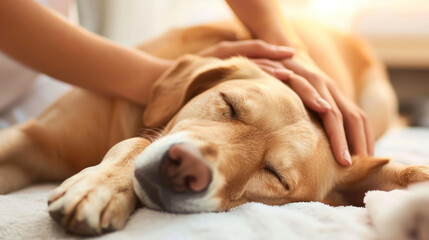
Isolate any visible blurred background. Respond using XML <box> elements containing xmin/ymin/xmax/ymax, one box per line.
<box><xmin>75</xmin><ymin>0</ymin><xmax>429</xmax><ymax>126</ymax></box>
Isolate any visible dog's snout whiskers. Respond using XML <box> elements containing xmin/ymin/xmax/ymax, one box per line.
<box><xmin>137</xmin><ymin>128</ymin><xmax>165</xmax><ymax>143</ymax></box>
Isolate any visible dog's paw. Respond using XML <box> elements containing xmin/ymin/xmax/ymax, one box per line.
<box><xmin>48</xmin><ymin>165</ymin><xmax>137</xmax><ymax>236</ymax></box>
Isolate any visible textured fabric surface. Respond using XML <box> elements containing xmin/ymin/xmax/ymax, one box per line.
<box><xmin>365</xmin><ymin>127</ymin><xmax>429</xmax><ymax>240</ymax></box>
<box><xmin>365</xmin><ymin>183</ymin><xmax>429</xmax><ymax>240</ymax></box>
<box><xmin>0</xmin><ymin>185</ymin><xmax>373</xmax><ymax>240</ymax></box>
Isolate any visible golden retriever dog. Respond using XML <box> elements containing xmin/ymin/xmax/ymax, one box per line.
<box><xmin>0</xmin><ymin>20</ymin><xmax>428</xmax><ymax>236</ymax></box>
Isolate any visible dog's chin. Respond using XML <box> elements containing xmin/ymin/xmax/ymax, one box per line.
<box><xmin>135</xmin><ymin>185</ymin><xmax>220</xmax><ymax>213</ymax></box>
<box><xmin>132</xmin><ymin>132</ymin><xmax>221</xmax><ymax>213</ymax></box>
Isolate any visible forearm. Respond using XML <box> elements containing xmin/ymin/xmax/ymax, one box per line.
<box><xmin>0</xmin><ymin>0</ymin><xmax>169</xmax><ymax>105</ymax></box>
<box><xmin>226</xmin><ymin>0</ymin><xmax>307</xmax><ymax>51</ymax></box>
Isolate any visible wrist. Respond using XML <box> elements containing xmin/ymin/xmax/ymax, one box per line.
<box><xmin>153</xmin><ymin>58</ymin><xmax>173</xmax><ymax>79</ymax></box>
<box><xmin>122</xmin><ymin>58</ymin><xmax>172</xmax><ymax>106</ymax></box>
<box><xmin>257</xmin><ymin>28</ymin><xmax>289</xmax><ymax>46</ymax></box>
<box><xmin>139</xmin><ymin>58</ymin><xmax>172</xmax><ymax>105</ymax></box>
<box><xmin>256</xmin><ymin>25</ymin><xmax>309</xmax><ymax>53</ymax></box>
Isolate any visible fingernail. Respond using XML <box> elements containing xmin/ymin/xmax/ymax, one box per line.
<box><xmin>273</xmin><ymin>69</ymin><xmax>293</xmax><ymax>78</ymax></box>
<box><xmin>343</xmin><ymin>149</ymin><xmax>352</xmax><ymax>166</ymax></box>
<box><xmin>314</xmin><ymin>97</ymin><xmax>332</xmax><ymax>110</ymax></box>
<box><xmin>274</xmin><ymin>68</ymin><xmax>292</xmax><ymax>74</ymax></box>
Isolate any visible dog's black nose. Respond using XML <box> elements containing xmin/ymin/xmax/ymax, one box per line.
<box><xmin>159</xmin><ymin>143</ymin><xmax>212</xmax><ymax>193</ymax></box>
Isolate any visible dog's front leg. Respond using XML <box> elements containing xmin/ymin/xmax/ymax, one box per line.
<box><xmin>48</xmin><ymin>137</ymin><xmax>150</xmax><ymax>236</ymax></box>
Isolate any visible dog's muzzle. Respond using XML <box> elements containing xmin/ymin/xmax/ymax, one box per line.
<box><xmin>133</xmin><ymin>139</ymin><xmax>215</xmax><ymax>213</ymax></box>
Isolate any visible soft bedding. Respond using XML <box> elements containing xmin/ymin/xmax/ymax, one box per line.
<box><xmin>1</xmin><ymin>76</ymin><xmax>429</xmax><ymax>240</ymax></box>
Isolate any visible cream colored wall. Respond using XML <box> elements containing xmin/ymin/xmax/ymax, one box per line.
<box><xmin>78</xmin><ymin>0</ymin><xmax>232</xmax><ymax>46</ymax></box>
<box><xmin>77</xmin><ymin>0</ymin><xmax>429</xmax><ymax>68</ymax></box>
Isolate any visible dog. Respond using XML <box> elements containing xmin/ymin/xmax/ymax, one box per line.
<box><xmin>1</xmin><ymin>20</ymin><xmax>428</xmax><ymax>236</ymax></box>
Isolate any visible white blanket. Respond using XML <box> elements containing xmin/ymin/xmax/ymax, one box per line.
<box><xmin>1</xmin><ymin>128</ymin><xmax>429</xmax><ymax>240</ymax></box>
<box><xmin>0</xmin><ymin>186</ymin><xmax>373</xmax><ymax>240</ymax></box>
<box><xmin>365</xmin><ymin>128</ymin><xmax>429</xmax><ymax>240</ymax></box>
<box><xmin>365</xmin><ymin>183</ymin><xmax>429</xmax><ymax>240</ymax></box>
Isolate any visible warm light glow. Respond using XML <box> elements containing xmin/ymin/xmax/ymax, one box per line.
<box><xmin>310</xmin><ymin>0</ymin><xmax>343</xmax><ymax>13</ymax></box>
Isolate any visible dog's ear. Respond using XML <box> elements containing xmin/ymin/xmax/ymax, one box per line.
<box><xmin>143</xmin><ymin>54</ymin><xmax>236</xmax><ymax>127</ymax></box>
<box><xmin>340</xmin><ymin>156</ymin><xmax>390</xmax><ymax>186</ymax></box>
<box><xmin>325</xmin><ymin>156</ymin><xmax>391</xmax><ymax>206</ymax></box>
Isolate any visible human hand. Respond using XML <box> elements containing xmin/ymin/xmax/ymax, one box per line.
<box><xmin>198</xmin><ymin>40</ymin><xmax>295</xmax><ymax>60</ymax></box>
<box><xmin>252</xmin><ymin>55</ymin><xmax>374</xmax><ymax>166</ymax></box>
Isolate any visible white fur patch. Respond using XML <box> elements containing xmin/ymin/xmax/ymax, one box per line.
<box><xmin>133</xmin><ymin>132</ymin><xmax>221</xmax><ymax>213</ymax></box>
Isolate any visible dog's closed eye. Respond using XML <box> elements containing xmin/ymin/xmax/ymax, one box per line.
<box><xmin>264</xmin><ymin>165</ymin><xmax>290</xmax><ymax>191</ymax></box>
<box><xmin>220</xmin><ymin>92</ymin><xmax>238</xmax><ymax>119</ymax></box>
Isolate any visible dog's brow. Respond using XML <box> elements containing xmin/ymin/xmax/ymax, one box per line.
<box><xmin>246</xmin><ymin>87</ymin><xmax>263</xmax><ymax>96</ymax></box>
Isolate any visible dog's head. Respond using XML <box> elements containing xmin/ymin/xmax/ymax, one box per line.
<box><xmin>133</xmin><ymin>55</ymin><xmax>388</xmax><ymax>213</ymax></box>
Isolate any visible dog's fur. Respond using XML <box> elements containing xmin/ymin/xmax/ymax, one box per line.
<box><xmin>1</xmin><ymin>20</ymin><xmax>428</xmax><ymax>235</ymax></box>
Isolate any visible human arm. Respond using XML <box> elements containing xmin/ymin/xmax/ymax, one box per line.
<box><xmin>225</xmin><ymin>0</ymin><xmax>305</xmax><ymax>50</ymax></box>
<box><xmin>0</xmin><ymin>0</ymin><xmax>170</xmax><ymax>106</ymax></box>
<box><xmin>0</xmin><ymin>0</ymin><xmax>296</xmax><ymax>107</ymax></box>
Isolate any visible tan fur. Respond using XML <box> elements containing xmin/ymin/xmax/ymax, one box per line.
<box><xmin>0</xmin><ymin>20</ymin><xmax>426</xmax><ymax>236</ymax></box>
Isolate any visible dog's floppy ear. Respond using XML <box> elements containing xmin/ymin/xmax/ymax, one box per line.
<box><xmin>340</xmin><ymin>156</ymin><xmax>390</xmax><ymax>186</ymax></box>
<box><xmin>143</xmin><ymin>54</ymin><xmax>236</xmax><ymax>127</ymax></box>
<box><xmin>325</xmin><ymin>156</ymin><xmax>391</xmax><ymax>206</ymax></box>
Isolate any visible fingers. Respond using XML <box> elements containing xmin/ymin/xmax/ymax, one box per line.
<box><xmin>250</xmin><ymin>58</ymin><xmax>293</xmax><ymax>81</ymax></box>
<box><xmin>286</xmin><ymin>74</ymin><xmax>352</xmax><ymax>166</ymax></box>
<box><xmin>251</xmin><ymin>58</ymin><xmax>284</xmax><ymax>69</ymax></box>
<box><xmin>327</xmin><ymin>83</ymin><xmax>375</xmax><ymax>159</ymax></box>
<box><xmin>251</xmin><ymin>59</ymin><xmax>332</xmax><ymax>113</ymax></box>
<box><xmin>251</xmin><ymin>59</ymin><xmax>289</xmax><ymax>79</ymax></box>
<box><xmin>342</xmin><ymin>107</ymin><xmax>367</xmax><ymax>156</ymax></box>
<box><xmin>274</xmin><ymin>70</ymin><xmax>332</xmax><ymax>113</ymax></box>
<box><xmin>310</xmin><ymin>83</ymin><xmax>353</xmax><ymax>166</ymax></box>
<box><xmin>261</xmin><ymin>62</ymin><xmax>352</xmax><ymax>166</ymax></box>
<box><xmin>252</xmin><ymin>59</ymin><xmax>331</xmax><ymax>113</ymax></box>
<box><xmin>252</xmin><ymin>59</ymin><xmax>352</xmax><ymax>165</ymax></box>
<box><xmin>281</xmin><ymin>58</ymin><xmax>354</xmax><ymax>166</ymax></box>
<box><xmin>257</xmin><ymin>65</ymin><xmax>278</xmax><ymax>76</ymax></box>
<box><xmin>200</xmin><ymin>40</ymin><xmax>295</xmax><ymax>59</ymax></box>
<box><xmin>321</xmin><ymin>107</ymin><xmax>353</xmax><ymax>166</ymax></box>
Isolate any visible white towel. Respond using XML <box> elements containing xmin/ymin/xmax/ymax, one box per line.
<box><xmin>365</xmin><ymin>127</ymin><xmax>429</xmax><ymax>240</ymax></box>
<box><xmin>0</xmin><ymin>184</ymin><xmax>374</xmax><ymax>240</ymax></box>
